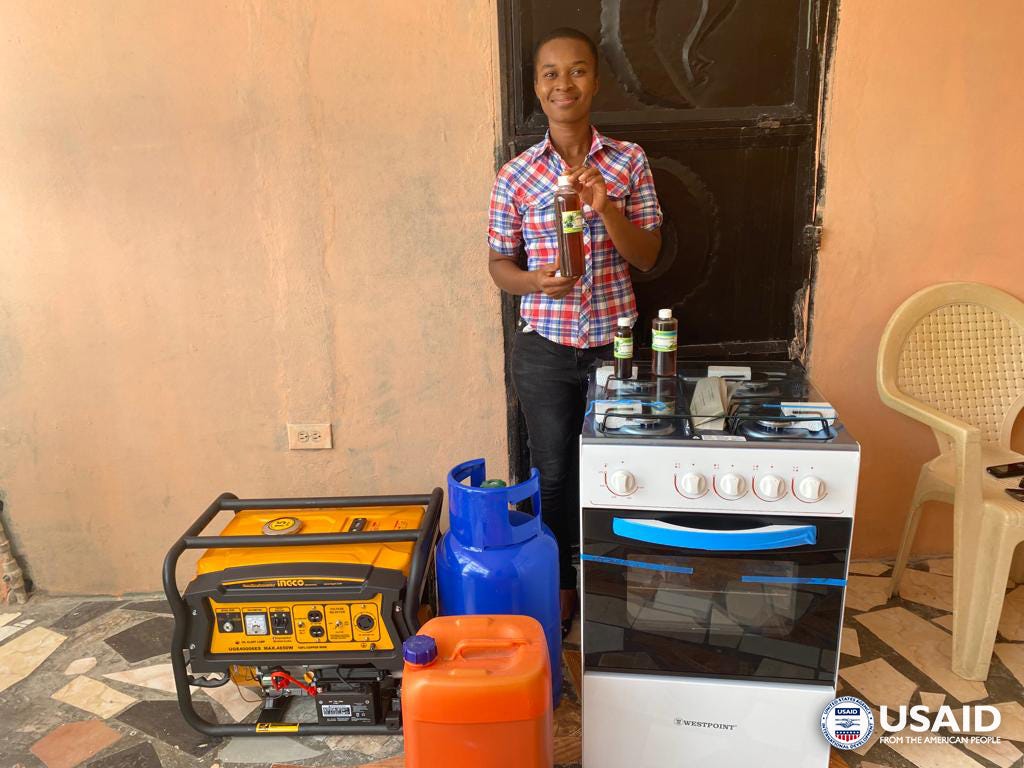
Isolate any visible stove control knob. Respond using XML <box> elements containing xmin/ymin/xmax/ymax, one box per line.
<box><xmin>607</xmin><ymin>470</ymin><xmax>638</xmax><ymax>496</ymax></box>
<box><xmin>679</xmin><ymin>473</ymin><xmax>707</xmax><ymax>497</ymax></box>
<box><xmin>758</xmin><ymin>474</ymin><xmax>786</xmax><ymax>501</ymax></box>
<box><xmin>797</xmin><ymin>476</ymin><xmax>827</xmax><ymax>502</ymax></box>
<box><xmin>718</xmin><ymin>473</ymin><xmax>746</xmax><ymax>499</ymax></box>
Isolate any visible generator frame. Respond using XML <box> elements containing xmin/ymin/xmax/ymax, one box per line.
<box><xmin>163</xmin><ymin>488</ymin><xmax>442</xmax><ymax>736</ymax></box>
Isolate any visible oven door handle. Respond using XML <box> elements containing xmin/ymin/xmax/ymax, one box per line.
<box><xmin>612</xmin><ymin>517</ymin><xmax>817</xmax><ymax>551</ymax></box>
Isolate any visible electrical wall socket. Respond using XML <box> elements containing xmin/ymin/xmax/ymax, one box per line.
<box><xmin>287</xmin><ymin>423</ymin><xmax>332</xmax><ymax>450</ymax></box>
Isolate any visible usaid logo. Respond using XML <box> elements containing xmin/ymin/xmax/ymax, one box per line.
<box><xmin>880</xmin><ymin>704</ymin><xmax>1000</xmax><ymax>733</ymax></box>
<box><xmin>821</xmin><ymin>696</ymin><xmax>875</xmax><ymax>750</ymax></box>
<box><xmin>877</xmin><ymin>704</ymin><xmax>1002</xmax><ymax>745</ymax></box>
<box><xmin>822</xmin><ymin>699</ymin><xmax>1003</xmax><ymax>748</ymax></box>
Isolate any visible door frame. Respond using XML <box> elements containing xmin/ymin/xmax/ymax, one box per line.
<box><xmin>493</xmin><ymin>0</ymin><xmax>841</xmax><ymax>481</ymax></box>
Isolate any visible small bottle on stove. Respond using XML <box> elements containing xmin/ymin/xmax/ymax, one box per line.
<box><xmin>651</xmin><ymin>308</ymin><xmax>678</xmax><ymax>376</ymax></box>
<box><xmin>613</xmin><ymin>318</ymin><xmax>633</xmax><ymax>380</ymax></box>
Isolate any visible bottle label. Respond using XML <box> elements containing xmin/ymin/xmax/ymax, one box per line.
<box><xmin>614</xmin><ymin>336</ymin><xmax>633</xmax><ymax>359</ymax></box>
<box><xmin>652</xmin><ymin>329</ymin><xmax>677</xmax><ymax>352</ymax></box>
<box><xmin>561</xmin><ymin>210</ymin><xmax>584</xmax><ymax>234</ymax></box>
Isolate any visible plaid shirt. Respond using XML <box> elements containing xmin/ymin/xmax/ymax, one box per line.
<box><xmin>488</xmin><ymin>127</ymin><xmax>663</xmax><ymax>348</ymax></box>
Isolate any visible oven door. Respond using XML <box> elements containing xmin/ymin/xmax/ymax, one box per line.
<box><xmin>581</xmin><ymin>508</ymin><xmax>852</xmax><ymax>686</ymax></box>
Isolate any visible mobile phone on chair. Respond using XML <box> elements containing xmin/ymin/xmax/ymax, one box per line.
<box><xmin>987</xmin><ymin>462</ymin><xmax>1024</xmax><ymax>479</ymax></box>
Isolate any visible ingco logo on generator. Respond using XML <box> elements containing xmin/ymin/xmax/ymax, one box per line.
<box><xmin>276</xmin><ymin>579</ymin><xmax>305</xmax><ymax>587</ymax></box>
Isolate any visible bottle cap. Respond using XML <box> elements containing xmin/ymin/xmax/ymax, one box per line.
<box><xmin>557</xmin><ymin>174</ymin><xmax>571</xmax><ymax>187</ymax></box>
<box><xmin>658</xmin><ymin>308</ymin><xmax>673</xmax><ymax>320</ymax></box>
<box><xmin>481</xmin><ymin>479</ymin><xmax>507</xmax><ymax>488</ymax></box>
<box><xmin>617</xmin><ymin>317</ymin><xmax>631</xmax><ymax>328</ymax></box>
<box><xmin>403</xmin><ymin>635</ymin><xmax>438</xmax><ymax>666</ymax></box>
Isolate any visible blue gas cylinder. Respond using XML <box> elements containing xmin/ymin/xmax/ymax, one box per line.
<box><xmin>437</xmin><ymin>458</ymin><xmax>562</xmax><ymax>703</ymax></box>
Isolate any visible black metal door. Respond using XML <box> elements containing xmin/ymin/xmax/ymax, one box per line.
<box><xmin>498</xmin><ymin>0</ymin><xmax>836</xmax><ymax>476</ymax></box>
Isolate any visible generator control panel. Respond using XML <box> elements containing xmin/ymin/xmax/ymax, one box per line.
<box><xmin>208</xmin><ymin>594</ymin><xmax>392</xmax><ymax>654</ymax></box>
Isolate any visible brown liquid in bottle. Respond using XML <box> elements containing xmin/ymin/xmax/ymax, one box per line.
<box><xmin>553</xmin><ymin>175</ymin><xmax>584</xmax><ymax>278</ymax></box>
<box><xmin>651</xmin><ymin>308</ymin><xmax>678</xmax><ymax>377</ymax></box>
<box><xmin>614</xmin><ymin>318</ymin><xmax>633</xmax><ymax>380</ymax></box>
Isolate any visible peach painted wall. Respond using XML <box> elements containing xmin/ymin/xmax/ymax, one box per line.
<box><xmin>811</xmin><ymin>0</ymin><xmax>1024</xmax><ymax>558</ymax></box>
<box><xmin>4</xmin><ymin>1</ymin><xmax>1021</xmax><ymax>593</ymax></box>
<box><xmin>0</xmin><ymin>1</ymin><xmax>506</xmax><ymax>593</ymax></box>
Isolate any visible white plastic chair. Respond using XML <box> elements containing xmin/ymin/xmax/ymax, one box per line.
<box><xmin>877</xmin><ymin>282</ymin><xmax>1024</xmax><ymax>680</ymax></box>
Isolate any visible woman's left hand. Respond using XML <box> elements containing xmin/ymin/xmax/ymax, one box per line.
<box><xmin>567</xmin><ymin>165</ymin><xmax>608</xmax><ymax>214</ymax></box>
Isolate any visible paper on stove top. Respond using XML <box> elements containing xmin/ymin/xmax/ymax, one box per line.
<box><xmin>595</xmin><ymin>364</ymin><xmax>640</xmax><ymax>389</ymax></box>
<box><xmin>780</xmin><ymin>401</ymin><xmax>836</xmax><ymax>430</ymax></box>
<box><xmin>707</xmin><ymin>365</ymin><xmax>752</xmax><ymax>380</ymax></box>
<box><xmin>594</xmin><ymin>399</ymin><xmax>642</xmax><ymax>429</ymax></box>
<box><xmin>690</xmin><ymin>377</ymin><xmax>728</xmax><ymax>431</ymax></box>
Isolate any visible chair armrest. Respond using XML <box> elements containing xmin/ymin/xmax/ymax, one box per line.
<box><xmin>877</xmin><ymin>382</ymin><xmax>985</xmax><ymax>516</ymax></box>
<box><xmin>877</xmin><ymin>386</ymin><xmax>980</xmax><ymax>446</ymax></box>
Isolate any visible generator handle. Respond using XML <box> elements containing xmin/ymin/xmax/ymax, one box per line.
<box><xmin>162</xmin><ymin>492</ymin><xmax>238</xmax><ymax>737</ymax></box>
<box><xmin>219</xmin><ymin>493</ymin><xmax>438</xmax><ymax>511</ymax></box>
<box><xmin>405</xmin><ymin>486</ymin><xmax>443</xmax><ymax>632</ymax></box>
<box><xmin>163</xmin><ymin>491</ymin><xmax>239</xmax><ymax>601</ymax></box>
<box><xmin>182</xmin><ymin>531</ymin><xmax>419</xmax><ymax>548</ymax></box>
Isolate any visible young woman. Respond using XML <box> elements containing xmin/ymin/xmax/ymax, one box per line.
<box><xmin>487</xmin><ymin>27</ymin><xmax>663</xmax><ymax>634</ymax></box>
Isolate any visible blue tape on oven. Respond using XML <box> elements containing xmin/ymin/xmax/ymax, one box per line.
<box><xmin>740</xmin><ymin>576</ymin><xmax>847</xmax><ymax>587</ymax></box>
<box><xmin>580</xmin><ymin>553</ymin><xmax>694</xmax><ymax>575</ymax></box>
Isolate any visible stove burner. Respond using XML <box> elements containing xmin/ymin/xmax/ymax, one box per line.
<box><xmin>619</xmin><ymin>420</ymin><xmax>677</xmax><ymax>436</ymax></box>
<box><xmin>597</xmin><ymin>399</ymin><xmax>688</xmax><ymax>437</ymax></box>
<box><xmin>736</xmin><ymin>419</ymin><xmax>838</xmax><ymax>441</ymax></box>
<box><xmin>755</xmin><ymin>419</ymin><xmax>792</xmax><ymax>431</ymax></box>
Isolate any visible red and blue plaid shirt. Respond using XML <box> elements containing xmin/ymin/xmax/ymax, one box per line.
<box><xmin>488</xmin><ymin>127</ymin><xmax>663</xmax><ymax>348</ymax></box>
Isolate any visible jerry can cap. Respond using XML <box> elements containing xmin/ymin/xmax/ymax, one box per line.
<box><xmin>403</xmin><ymin>634</ymin><xmax>438</xmax><ymax>666</ymax></box>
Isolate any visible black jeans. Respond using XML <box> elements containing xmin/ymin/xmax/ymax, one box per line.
<box><xmin>511</xmin><ymin>329</ymin><xmax>610</xmax><ymax>590</ymax></box>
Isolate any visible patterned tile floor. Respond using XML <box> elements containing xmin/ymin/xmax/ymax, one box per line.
<box><xmin>0</xmin><ymin>596</ymin><xmax>583</xmax><ymax>768</ymax></box>
<box><xmin>836</xmin><ymin>560</ymin><xmax>1024</xmax><ymax>768</ymax></box>
<box><xmin>1</xmin><ymin>558</ymin><xmax>1021</xmax><ymax>768</ymax></box>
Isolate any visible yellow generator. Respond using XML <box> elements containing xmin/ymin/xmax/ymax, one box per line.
<box><xmin>163</xmin><ymin>489</ymin><xmax>441</xmax><ymax>736</ymax></box>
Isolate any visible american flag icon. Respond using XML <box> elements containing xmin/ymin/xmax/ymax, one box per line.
<box><xmin>836</xmin><ymin>730</ymin><xmax>860</xmax><ymax>742</ymax></box>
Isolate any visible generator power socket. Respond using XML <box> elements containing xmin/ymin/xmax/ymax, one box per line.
<box><xmin>287</xmin><ymin>423</ymin><xmax>333</xmax><ymax>450</ymax></box>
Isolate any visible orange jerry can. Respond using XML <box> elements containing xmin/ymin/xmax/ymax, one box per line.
<box><xmin>401</xmin><ymin>615</ymin><xmax>553</xmax><ymax>768</ymax></box>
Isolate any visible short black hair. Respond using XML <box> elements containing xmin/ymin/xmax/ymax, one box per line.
<box><xmin>532</xmin><ymin>27</ymin><xmax>599</xmax><ymax>79</ymax></box>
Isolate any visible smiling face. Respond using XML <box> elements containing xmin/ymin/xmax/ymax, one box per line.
<box><xmin>533</xmin><ymin>37</ymin><xmax>599</xmax><ymax>126</ymax></box>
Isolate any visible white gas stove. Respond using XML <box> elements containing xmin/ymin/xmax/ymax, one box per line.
<box><xmin>579</xmin><ymin>360</ymin><xmax>859</xmax><ymax>768</ymax></box>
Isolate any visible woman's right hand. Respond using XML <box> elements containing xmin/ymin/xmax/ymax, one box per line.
<box><xmin>533</xmin><ymin>263</ymin><xmax>580</xmax><ymax>299</ymax></box>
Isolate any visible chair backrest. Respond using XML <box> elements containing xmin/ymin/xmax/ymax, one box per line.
<box><xmin>878</xmin><ymin>282</ymin><xmax>1024</xmax><ymax>449</ymax></box>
